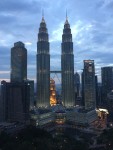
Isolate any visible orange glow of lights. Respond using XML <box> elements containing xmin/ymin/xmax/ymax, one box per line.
<box><xmin>50</xmin><ymin>78</ymin><xmax>57</xmax><ymax>106</ymax></box>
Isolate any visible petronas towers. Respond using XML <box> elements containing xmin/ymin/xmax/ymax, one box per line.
<box><xmin>61</xmin><ymin>18</ymin><xmax>74</xmax><ymax>107</ymax></box>
<box><xmin>37</xmin><ymin>17</ymin><xmax>50</xmax><ymax>107</ymax></box>
<box><xmin>36</xmin><ymin>16</ymin><xmax>74</xmax><ymax>108</ymax></box>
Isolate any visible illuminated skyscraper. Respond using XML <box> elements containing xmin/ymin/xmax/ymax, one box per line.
<box><xmin>11</xmin><ymin>41</ymin><xmax>27</xmax><ymax>82</ymax></box>
<box><xmin>36</xmin><ymin>16</ymin><xmax>50</xmax><ymax>107</ymax></box>
<box><xmin>61</xmin><ymin>17</ymin><xmax>74</xmax><ymax>107</ymax></box>
<box><xmin>50</xmin><ymin>78</ymin><xmax>57</xmax><ymax>106</ymax></box>
<box><xmin>83</xmin><ymin>60</ymin><xmax>96</xmax><ymax>110</ymax></box>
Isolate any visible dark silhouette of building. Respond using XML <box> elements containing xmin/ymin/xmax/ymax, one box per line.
<box><xmin>97</xmin><ymin>83</ymin><xmax>102</xmax><ymax>106</ymax></box>
<box><xmin>11</xmin><ymin>41</ymin><xmax>27</xmax><ymax>82</ymax></box>
<box><xmin>101</xmin><ymin>67</ymin><xmax>113</xmax><ymax>105</ymax></box>
<box><xmin>74</xmin><ymin>72</ymin><xmax>80</xmax><ymax>103</ymax></box>
<box><xmin>107</xmin><ymin>90</ymin><xmax>113</xmax><ymax>122</ymax></box>
<box><xmin>61</xmin><ymin>17</ymin><xmax>74</xmax><ymax>107</ymax></box>
<box><xmin>74</xmin><ymin>72</ymin><xmax>80</xmax><ymax>97</ymax></box>
<box><xmin>83</xmin><ymin>60</ymin><xmax>96</xmax><ymax>110</ymax></box>
<box><xmin>95</xmin><ymin>75</ymin><xmax>98</xmax><ymax>106</ymax></box>
<box><xmin>24</xmin><ymin>80</ymin><xmax>34</xmax><ymax>110</ymax></box>
<box><xmin>81</xmin><ymin>70</ymin><xmax>85</xmax><ymax>106</ymax></box>
<box><xmin>36</xmin><ymin>16</ymin><xmax>50</xmax><ymax>107</ymax></box>
<box><xmin>0</xmin><ymin>41</ymin><xmax>32</xmax><ymax>123</ymax></box>
<box><xmin>0</xmin><ymin>80</ymin><xmax>30</xmax><ymax>123</ymax></box>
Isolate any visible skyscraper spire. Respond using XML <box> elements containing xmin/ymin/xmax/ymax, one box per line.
<box><xmin>41</xmin><ymin>9</ymin><xmax>45</xmax><ymax>23</ymax></box>
<box><xmin>65</xmin><ymin>9</ymin><xmax>69</xmax><ymax>24</ymax></box>
<box><xmin>66</xmin><ymin>9</ymin><xmax>68</xmax><ymax>20</ymax></box>
<box><xmin>36</xmin><ymin>16</ymin><xmax>50</xmax><ymax>108</ymax></box>
<box><xmin>61</xmin><ymin>16</ymin><xmax>75</xmax><ymax>107</ymax></box>
<box><xmin>42</xmin><ymin>9</ymin><xmax>44</xmax><ymax>18</ymax></box>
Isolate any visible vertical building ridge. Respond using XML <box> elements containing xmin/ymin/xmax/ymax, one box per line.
<box><xmin>83</xmin><ymin>60</ymin><xmax>96</xmax><ymax>110</ymax></box>
<box><xmin>61</xmin><ymin>17</ymin><xmax>75</xmax><ymax>107</ymax></box>
<box><xmin>36</xmin><ymin>17</ymin><xmax>50</xmax><ymax>107</ymax></box>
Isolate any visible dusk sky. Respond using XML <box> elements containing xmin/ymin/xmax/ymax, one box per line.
<box><xmin>0</xmin><ymin>0</ymin><xmax>113</xmax><ymax>83</ymax></box>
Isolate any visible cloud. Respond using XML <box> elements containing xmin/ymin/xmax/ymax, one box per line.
<box><xmin>50</xmin><ymin>23</ymin><xmax>63</xmax><ymax>42</ymax></box>
<box><xmin>0</xmin><ymin>71</ymin><xmax>10</xmax><ymax>74</ymax></box>
<box><xmin>0</xmin><ymin>78</ymin><xmax>10</xmax><ymax>82</ymax></box>
<box><xmin>0</xmin><ymin>0</ymin><xmax>113</xmax><ymax>83</ymax></box>
<box><xmin>0</xmin><ymin>0</ymin><xmax>41</xmax><ymax>14</ymax></box>
<box><xmin>25</xmin><ymin>42</ymin><xmax>32</xmax><ymax>45</ymax></box>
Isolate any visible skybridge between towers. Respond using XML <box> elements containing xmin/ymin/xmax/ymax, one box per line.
<box><xmin>50</xmin><ymin>71</ymin><xmax>62</xmax><ymax>74</ymax></box>
<box><xmin>36</xmin><ymin>15</ymin><xmax>75</xmax><ymax>108</ymax></box>
<box><xmin>50</xmin><ymin>71</ymin><xmax>62</xmax><ymax>84</ymax></box>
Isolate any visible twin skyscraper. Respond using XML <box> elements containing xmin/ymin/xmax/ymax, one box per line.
<box><xmin>37</xmin><ymin>16</ymin><xmax>74</xmax><ymax>108</ymax></box>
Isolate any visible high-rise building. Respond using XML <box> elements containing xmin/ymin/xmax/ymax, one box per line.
<box><xmin>101</xmin><ymin>67</ymin><xmax>113</xmax><ymax>104</ymax></box>
<box><xmin>24</xmin><ymin>80</ymin><xmax>34</xmax><ymax>110</ymax></box>
<box><xmin>50</xmin><ymin>78</ymin><xmax>57</xmax><ymax>106</ymax></box>
<box><xmin>83</xmin><ymin>60</ymin><xmax>96</xmax><ymax>110</ymax></box>
<box><xmin>97</xmin><ymin>83</ymin><xmax>102</xmax><ymax>106</ymax></box>
<box><xmin>95</xmin><ymin>75</ymin><xmax>99</xmax><ymax>106</ymax></box>
<box><xmin>74</xmin><ymin>72</ymin><xmax>81</xmax><ymax>105</ymax></box>
<box><xmin>11</xmin><ymin>41</ymin><xmax>27</xmax><ymax>82</ymax></box>
<box><xmin>74</xmin><ymin>72</ymin><xmax>80</xmax><ymax>97</ymax></box>
<box><xmin>81</xmin><ymin>70</ymin><xmax>85</xmax><ymax>106</ymax></box>
<box><xmin>61</xmin><ymin>17</ymin><xmax>74</xmax><ymax>107</ymax></box>
<box><xmin>0</xmin><ymin>80</ymin><xmax>30</xmax><ymax>123</ymax></box>
<box><xmin>36</xmin><ymin>16</ymin><xmax>50</xmax><ymax>107</ymax></box>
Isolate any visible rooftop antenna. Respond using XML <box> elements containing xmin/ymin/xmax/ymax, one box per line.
<box><xmin>42</xmin><ymin>9</ymin><xmax>44</xmax><ymax>18</ymax></box>
<box><xmin>66</xmin><ymin>9</ymin><xmax>68</xmax><ymax>20</ymax></box>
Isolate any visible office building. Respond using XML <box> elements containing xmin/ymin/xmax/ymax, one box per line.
<box><xmin>36</xmin><ymin>16</ymin><xmax>50</xmax><ymax>108</ymax></box>
<box><xmin>74</xmin><ymin>72</ymin><xmax>80</xmax><ymax>98</ymax></box>
<box><xmin>24</xmin><ymin>80</ymin><xmax>34</xmax><ymax>110</ymax></box>
<box><xmin>74</xmin><ymin>72</ymin><xmax>81</xmax><ymax>105</ymax></box>
<box><xmin>11</xmin><ymin>41</ymin><xmax>27</xmax><ymax>82</ymax></box>
<box><xmin>30</xmin><ymin>108</ymin><xmax>55</xmax><ymax>128</ymax></box>
<box><xmin>66</xmin><ymin>108</ymin><xmax>97</xmax><ymax>126</ymax></box>
<box><xmin>101</xmin><ymin>67</ymin><xmax>113</xmax><ymax>104</ymax></box>
<box><xmin>83</xmin><ymin>60</ymin><xmax>96</xmax><ymax>110</ymax></box>
<box><xmin>95</xmin><ymin>75</ymin><xmax>99</xmax><ymax>106</ymax></box>
<box><xmin>81</xmin><ymin>70</ymin><xmax>85</xmax><ymax>106</ymax></box>
<box><xmin>50</xmin><ymin>78</ymin><xmax>57</xmax><ymax>106</ymax></box>
<box><xmin>0</xmin><ymin>80</ymin><xmax>30</xmax><ymax>123</ymax></box>
<box><xmin>61</xmin><ymin>17</ymin><xmax>74</xmax><ymax>107</ymax></box>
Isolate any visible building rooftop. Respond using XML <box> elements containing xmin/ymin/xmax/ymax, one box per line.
<box><xmin>14</xmin><ymin>41</ymin><xmax>25</xmax><ymax>47</ymax></box>
<box><xmin>51</xmin><ymin>104</ymin><xmax>66</xmax><ymax>113</ymax></box>
<box><xmin>30</xmin><ymin>108</ymin><xmax>52</xmax><ymax>115</ymax></box>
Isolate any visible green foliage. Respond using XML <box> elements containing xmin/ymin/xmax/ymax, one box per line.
<box><xmin>0</xmin><ymin>126</ymin><xmax>89</xmax><ymax>150</ymax></box>
<box><xmin>97</xmin><ymin>128</ymin><xmax>113</xmax><ymax>150</ymax></box>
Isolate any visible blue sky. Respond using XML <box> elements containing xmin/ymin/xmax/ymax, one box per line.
<box><xmin>0</xmin><ymin>0</ymin><xmax>113</xmax><ymax>83</ymax></box>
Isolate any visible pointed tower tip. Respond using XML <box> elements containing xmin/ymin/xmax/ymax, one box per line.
<box><xmin>66</xmin><ymin>9</ymin><xmax>68</xmax><ymax>20</ymax></box>
<box><xmin>41</xmin><ymin>9</ymin><xmax>45</xmax><ymax>23</ymax></box>
<box><xmin>42</xmin><ymin>9</ymin><xmax>44</xmax><ymax>18</ymax></box>
<box><xmin>65</xmin><ymin>9</ymin><xmax>69</xmax><ymax>24</ymax></box>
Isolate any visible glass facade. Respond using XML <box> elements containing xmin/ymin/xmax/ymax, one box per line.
<box><xmin>61</xmin><ymin>18</ymin><xmax>74</xmax><ymax>107</ymax></box>
<box><xmin>83</xmin><ymin>60</ymin><xmax>96</xmax><ymax>110</ymax></box>
<box><xmin>11</xmin><ymin>41</ymin><xmax>27</xmax><ymax>82</ymax></box>
<box><xmin>37</xmin><ymin>17</ymin><xmax>50</xmax><ymax>107</ymax></box>
<box><xmin>101</xmin><ymin>67</ymin><xmax>113</xmax><ymax>103</ymax></box>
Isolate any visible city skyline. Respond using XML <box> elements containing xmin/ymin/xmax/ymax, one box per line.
<box><xmin>0</xmin><ymin>0</ymin><xmax>113</xmax><ymax>83</ymax></box>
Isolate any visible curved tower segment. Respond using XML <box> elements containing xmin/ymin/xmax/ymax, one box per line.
<box><xmin>61</xmin><ymin>17</ymin><xmax>75</xmax><ymax>107</ymax></box>
<box><xmin>36</xmin><ymin>17</ymin><xmax>50</xmax><ymax>107</ymax></box>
